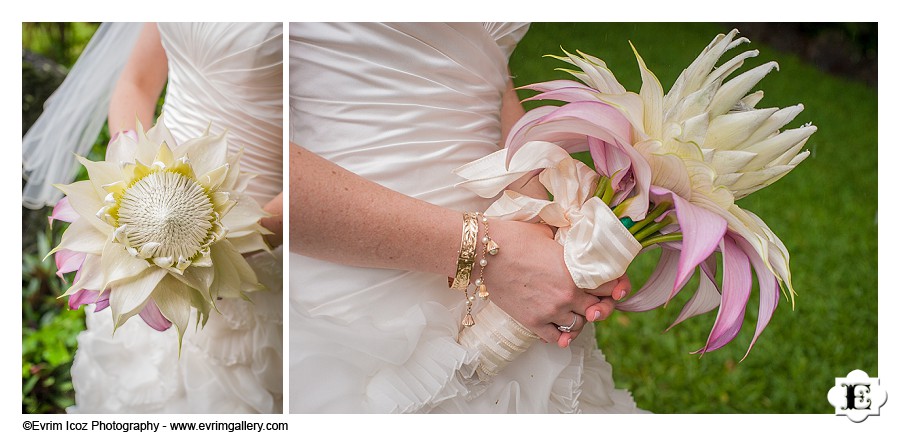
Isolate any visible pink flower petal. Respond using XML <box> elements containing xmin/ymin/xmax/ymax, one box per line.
<box><xmin>650</xmin><ymin>187</ymin><xmax>727</xmax><ymax>297</ymax></box>
<box><xmin>696</xmin><ymin>235</ymin><xmax>752</xmax><ymax>354</ymax></box>
<box><xmin>735</xmin><ymin>235</ymin><xmax>780</xmax><ymax>361</ymax></box>
<box><xmin>617</xmin><ymin>248</ymin><xmax>683</xmax><ymax>312</ymax></box>
<box><xmin>94</xmin><ymin>290</ymin><xmax>111</xmax><ymax>312</ymax></box>
<box><xmin>522</xmin><ymin>86</ymin><xmax>601</xmax><ymax>105</ymax></box>
<box><xmin>588</xmin><ymin>136</ymin><xmax>632</xmax><ymax>188</ymax></box>
<box><xmin>139</xmin><ymin>299</ymin><xmax>173</xmax><ymax>332</ymax></box>
<box><xmin>48</xmin><ymin>196</ymin><xmax>79</xmax><ymax>226</ymax></box>
<box><xmin>505</xmin><ymin>101</ymin><xmax>633</xmax><ymax>167</ymax></box>
<box><xmin>54</xmin><ymin>249</ymin><xmax>86</xmax><ymax>280</ymax></box>
<box><xmin>68</xmin><ymin>288</ymin><xmax>109</xmax><ymax>312</ymax></box>
<box><xmin>667</xmin><ymin>255</ymin><xmax>721</xmax><ymax>331</ymax></box>
<box><xmin>519</xmin><ymin>79</ymin><xmax>596</xmax><ymax>94</ymax></box>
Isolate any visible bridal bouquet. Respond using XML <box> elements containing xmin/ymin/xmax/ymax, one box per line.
<box><xmin>48</xmin><ymin>114</ymin><xmax>271</xmax><ymax>346</ymax></box>
<box><xmin>456</xmin><ymin>29</ymin><xmax>814</xmax><ymax>363</ymax></box>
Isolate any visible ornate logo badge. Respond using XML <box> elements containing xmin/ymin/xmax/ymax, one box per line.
<box><xmin>827</xmin><ymin>369</ymin><xmax>887</xmax><ymax>422</ymax></box>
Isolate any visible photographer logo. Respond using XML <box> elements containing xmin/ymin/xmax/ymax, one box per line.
<box><xmin>827</xmin><ymin>369</ymin><xmax>887</xmax><ymax>422</ymax></box>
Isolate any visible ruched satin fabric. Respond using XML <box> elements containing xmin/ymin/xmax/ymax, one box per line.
<box><xmin>289</xmin><ymin>23</ymin><xmax>640</xmax><ymax>413</ymax></box>
<box><xmin>69</xmin><ymin>23</ymin><xmax>283</xmax><ymax>414</ymax></box>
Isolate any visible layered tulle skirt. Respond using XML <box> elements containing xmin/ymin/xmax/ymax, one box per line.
<box><xmin>68</xmin><ymin>248</ymin><xmax>283</xmax><ymax>414</ymax></box>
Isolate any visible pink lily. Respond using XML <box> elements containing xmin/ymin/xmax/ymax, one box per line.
<box><xmin>503</xmin><ymin>100</ymin><xmax>652</xmax><ymax>220</ymax></box>
<box><xmin>616</xmin><ymin>186</ymin><xmax>781</xmax><ymax>358</ymax></box>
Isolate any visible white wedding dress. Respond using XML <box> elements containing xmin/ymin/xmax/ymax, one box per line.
<box><xmin>289</xmin><ymin>23</ymin><xmax>639</xmax><ymax>413</ymax></box>
<box><xmin>67</xmin><ymin>22</ymin><xmax>283</xmax><ymax>414</ymax></box>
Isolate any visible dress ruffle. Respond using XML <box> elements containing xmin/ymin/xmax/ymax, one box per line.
<box><xmin>68</xmin><ymin>248</ymin><xmax>283</xmax><ymax>414</ymax></box>
<box><xmin>290</xmin><ymin>254</ymin><xmax>640</xmax><ymax>414</ymax></box>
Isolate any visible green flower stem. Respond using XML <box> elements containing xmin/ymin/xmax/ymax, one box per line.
<box><xmin>594</xmin><ymin>177</ymin><xmax>610</xmax><ymax>200</ymax></box>
<box><xmin>634</xmin><ymin>216</ymin><xmax>675</xmax><ymax>242</ymax></box>
<box><xmin>612</xmin><ymin>199</ymin><xmax>632</xmax><ymax>217</ymax></box>
<box><xmin>640</xmin><ymin>232</ymin><xmax>683</xmax><ymax>248</ymax></box>
<box><xmin>628</xmin><ymin>202</ymin><xmax>671</xmax><ymax>235</ymax></box>
<box><xmin>601</xmin><ymin>180</ymin><xmax>615</xmax><ymax>205</ymax></box>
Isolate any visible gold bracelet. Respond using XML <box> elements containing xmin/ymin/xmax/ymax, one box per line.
<box><xmin>450</xmin><ymin>212</ymin><xmax>478</xmax><ymax>291</ymax></box>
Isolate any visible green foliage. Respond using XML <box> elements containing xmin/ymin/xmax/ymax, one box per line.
<box><xmin>22</xmin><ymin>225</ymin><xmax>84</xmax><ymax>414</ymax></box>
<box><xmin>22</xmin><ymin>22</ymin><xmax>104</xmax><ymax>414</ymax></box>
<box><xmin>22</xmin><ymin>23</ymin><xmax>100</xmax><ymax>66</ymax></box>
<box><xmin>510</xmin><ymin>23</ymin><xmax>877</xmax><ymax>413</ymax></box>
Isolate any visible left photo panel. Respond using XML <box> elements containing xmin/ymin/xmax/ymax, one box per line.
<box><xmin>22</xmin><ymin>22</ymin><xmax>284</xmax><ymax>414</ymax></box>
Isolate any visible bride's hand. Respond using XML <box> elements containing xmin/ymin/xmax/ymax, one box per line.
<box><xmin>557</xmin><ymin>275</ymin><xmax>631</xmax><ymax>348</ymax></box>
<box><xmin>483</xmin><ymin>220</ymin><xmax>604</xmax><ymax>346</ymax></box>
<box><xmin>585</xmin><ymin>275</ymin><xmax>631</xmax><ymax>321</ymax></box>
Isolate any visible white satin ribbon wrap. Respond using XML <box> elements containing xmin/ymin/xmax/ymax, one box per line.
<box><xmin>457</xmin><ymin>302</ymin><xmax>538</xmax><ymax>381</ymax></box>
<box><xmin>453</xmin><ymin>141</ymin><xmax>641</xmax><ymax>378</ymax></box>
<box><xmin>454</xmin><ymin>141</ymin><xmax>642</xmax><ymax>288</ymax></box>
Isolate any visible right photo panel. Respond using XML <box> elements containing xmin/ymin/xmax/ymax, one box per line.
<box><xmin>287</xmin><ymin>22</ymin><xmax>877</xmax><ymax>414</ymax></box>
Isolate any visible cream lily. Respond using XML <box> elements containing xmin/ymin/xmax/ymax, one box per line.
<box><xmin>49</xmin><ymin>115</ymin><xmax>271</xmax><ymax>345</ymax></box>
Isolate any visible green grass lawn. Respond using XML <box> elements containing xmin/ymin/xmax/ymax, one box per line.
<box><xmin>510</xmin><ymin>22</ymin><xmax>877</xmax><ymax>413</ymax></box>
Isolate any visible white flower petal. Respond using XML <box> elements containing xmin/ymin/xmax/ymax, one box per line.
<box><xmin>109</xmin><ymin>267</ymin><xmax>167</xmax><ymax>328</ymax></box>
<box><xmin>707</xmin><ymin>150</ymin><xmax>757</xmax><ymax>175</ymax></box>
<box><xmin>227</xmin><ymin>232</ymin><xmax>271</xmax><ymax>254</ymax></box>
<box><xmin>49</xmin><ymin>218</ymin><xmax>107</xmax><ymax>257</ymax></box>
<box><xmin>736</xmin><ymin>104</ymin><xmax>806</xmax><ymax>149</ymax></box>
<box><xmin>76</xmin><ymin>156</ymin><xmax>125</xmax><ymax>191</ymax></box>
<box><xmin>150</xmin><ymin>275</ymin><xmax>193</xmax><ymax>347</ymax></box>
<box><xmin>630</xmin><ymin>43</ymin><xmax>664</xmax><ymax>139</ymax></box>
<box><xmin>209</xmin><ymin>239</ymin><xmax>261</xmax><ymax>300</ymax></box>
<box><xmin>706</xmin><ymin>108</ymin><xmax>778</xmax><ymax>150</ymax></box>
<box><xmin>177</xmin><ymin>130</ymin><xmax>228</xmax><ymax>177</ymax></box>
<box><xmin>55</xmin><ymin>180</ymin><xmax>113</xmax><ymax>234</ymax></box>
<box><xmin>220</xmin><ymin>194</ymin><xmax>269</xmax><ymax>235</ymax></box>
<box><xmin>708</xmin><ymin>61</ymin><xmax>779</xmax><ymax>117</ymax></box>
<box><xmin>100</xmin><ymin>241</ymin><xmax>151</xmax><ymax>289</ymax></box>
<box><xmin>61</xmin><ymin>255</ymin><xmax>103</xmax><ymax>297</ymax></box>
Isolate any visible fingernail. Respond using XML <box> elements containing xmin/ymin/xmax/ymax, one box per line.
<box><xmin>593</xmin><ymin>310</ymin><xmax>602</xmax><ymax>321</ymax></box>
<box><xmin>567</xmin><ymin>338</ymin><xmax>573</xmax><ymax>347</ymax></box>
<box><xmin>614</xmin><ymin>288</ymin><xmax>627</xmax><ymax>301</ymax></box>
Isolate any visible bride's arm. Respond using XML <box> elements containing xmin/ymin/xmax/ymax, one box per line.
<box><xmin>107</xmin><ymin>23</ymin><xmax>168</xmax><ymax>134</ymax></box>
<box><xmin>290</xmin><ymin>144</ymin><xmax>602</xmax><ymax>344</ymax></box>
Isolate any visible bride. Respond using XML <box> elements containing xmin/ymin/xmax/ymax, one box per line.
<box><xmin>22</xmin><ymin>22</ymin><xmax>283</xmax><ymax>413</ymax></box>
<box><xmin>289</xmin><ymin>22</ymin><xmax>640</xmax><ymax>413</ymax></box>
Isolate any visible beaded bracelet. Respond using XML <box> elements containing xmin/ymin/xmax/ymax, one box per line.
<box><xmin>474</xmin><ymin>213</ymin><xmax>499</xmax><ymax>301</ymax></box>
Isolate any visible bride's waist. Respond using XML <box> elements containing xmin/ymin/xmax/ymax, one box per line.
<box><xmin>289</xmin><ymin>253</ymin><xmax>465</xmax><ymax>319</ymax></box>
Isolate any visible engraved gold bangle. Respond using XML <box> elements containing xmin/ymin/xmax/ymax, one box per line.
<box><xmin>450</xmin><ymin>212</ymin><xmax>478</xmax><ymax>290</ymax></box>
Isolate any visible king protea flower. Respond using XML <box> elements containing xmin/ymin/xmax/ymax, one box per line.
<box><xmin>504</xmin><ymin>30</ymin><xmax>814</xmax><ymax>357</ymax></box>
<box><xmin>48</xmin><ymin>114</ymin><xmax>271</xmax><ymax>345</ymax></box>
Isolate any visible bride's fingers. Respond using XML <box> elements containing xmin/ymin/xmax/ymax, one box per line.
<box><xmin>553</xmin><ymin>313</ymin><xmax>585</xmax><ymax>348</ymax></box>
<box><xmin>557</xmin><ymin>332</ymin><xmax>573</xmax><ymax>348</ymax></box>
<box><xmin>612</xmin><ymin>275</ymin><xmax>632</xmax><ymax>301</ymax></box>
<box><xmin>583</xmin><ymin>274</ymin><xmax>632</xmax><ymax>299</ymax></box>
<box><xmin>585</xmin><ymin>298</ymin><xmax>616</xmax><ymax>322</ymax></box>
<box><xmin>584</xmin><ymin>280</ymin><xmax>617</xmax><ymax>298</ymax></box>
<box><xmin>533</xmin><ymin>324</ymin><xmax>562</xmax><ymax>344</ymax></box>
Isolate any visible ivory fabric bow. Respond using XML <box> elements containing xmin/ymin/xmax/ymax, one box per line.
<box><xmin>454</xmin><ymin>140</ymin><xmax>641</xmax><ymax>289</ymax></box>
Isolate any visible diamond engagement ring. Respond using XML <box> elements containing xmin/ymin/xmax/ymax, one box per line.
<box><xmin>557</xmin><ymin>315</ymin><xmax>577</xmax><ymax>333</ymax></box>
